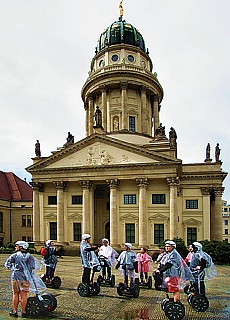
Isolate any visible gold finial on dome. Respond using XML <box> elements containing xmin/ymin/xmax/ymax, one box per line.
<box><xmin>119</xmin><ymin>0</ymin><xmax>124</xmax><ymax>20</ymax></box>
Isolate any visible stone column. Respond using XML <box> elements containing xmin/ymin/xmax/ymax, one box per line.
<box><xmin>201</xmin><ymin>187</ymin><xmax>211</xmax><ymax>240</ymax></box>
<box><xmin>106</xmin><ymin>179</ymin><xmax>120</xmax><ymax>247</ymax></box>
<box><xmin>88</xmin><ymin>95</ymin><xmax>94</xmax><ymax>136</ymax></box>
<box><xmin>84</xmin><ymin>102</ymin><xmax>89</xmax><ymax>137</ymax></box>
<box><xmin>80</xmin><ymin>180</ymin><xmax>92</xmax><ymax>235</ymax></box>
<box><xmin>30</xmin><ymin>182</ymin><xmax>44</xmax><ymax>243</ymax></box>
<box><xmin>100</xmin><ymin>86</ymin><xmax>107</xmax><ymax>131</ymax></box>
<box><xmin>167</xmin><ymin>177</ymin><xmax>179</xmax><ymax>239</ymax></box>
<box><xmin>54</xmin><ymin>181</ymin><xmax>67</xmax><ymax>243</ymax></box>
<box><xmin>212</xmin><ymin>187</ymin><xmax>224</xmax><ymax>240</ymax></box>
<box><xmin>136</xmin><ymin>178</ymin><xmax>149</xmax><ymax>247</ymax></box>
<box><xmin>121</xmin><ymin>83</ymin><xmax>128</xmax><ymax>130</ymax></box>
<box><xmin>153</xmin><ymin>95</ymin><xmax>159</xmax><ymax>137</ymax></box>
<box><xmin>141</xmin><ymin>87</ymin><xmax>147</xmax><ymax>134</ymax></box>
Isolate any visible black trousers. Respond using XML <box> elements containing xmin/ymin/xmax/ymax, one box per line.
<box><xmin>153</xmin><ymin>271</ymin><xmax>163</xmax><ymax>289</ymax></box>
<box><xmin>46</xmin><ymin>266</ymin><xmax>55</xmax><ymax>279</ymax></box>
<box><xmin>82</xmin><ymin>267</ymin><xmax>91</xmax><ymax>285</ymax></box>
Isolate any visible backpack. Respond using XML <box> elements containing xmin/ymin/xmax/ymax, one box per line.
<box><xmin>40</xmin><ymin>246</ymin><xmax>49</xmax><ymax>259</ymax></box>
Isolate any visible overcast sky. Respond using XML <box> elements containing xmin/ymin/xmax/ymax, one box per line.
<box><xmin>0</xmin><ymin>0</ymin><xmax>229</xmax><ymax>202</ymax></box>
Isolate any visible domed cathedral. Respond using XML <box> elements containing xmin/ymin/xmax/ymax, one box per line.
<box><xmin>27</xmin><ymin>2</ymin><xmax>227</xmax><ymax>250</ymax></box>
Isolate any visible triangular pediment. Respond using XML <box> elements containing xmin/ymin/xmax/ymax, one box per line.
<box><xmin>27</xmin><ymin>134</ymin><xmax>179</xmax><ymax>172</ymax></box>
<box><xmin>182</xmin><ymin>218</ymin><xmax>201</xmax><ymax>226</ymax></box>
<box><xmin>120</xmin><ymin>214</ymin><xmax>139</xmax><ymax>220</ymax></box>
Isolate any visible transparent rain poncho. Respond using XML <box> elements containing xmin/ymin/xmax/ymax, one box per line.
<box><xmin>80</xmin><ymin>240</ymin><xmax>100</xmax><ymax>269</ymax></box>
<box><xmin>5</xmin><ymin>251</ymin><xmax>46</xmax><ymax>294</ymax></box>
<box><xmin>190</xmin><ymin>248</ymin><xmax>217</xmax><ymax>282</ymax></box>
<box><xmin>161</xmin><ymin>249</ymin><xmax>194</xmax><ymax>290</ymax></box>
<box><xmin>136</xmin><ymin>252</ymin><xmax>152</xmax><ymax>273</ymax></box>
<box><xmin>98</xmin><ymin>244</ymin><xmax>118</xmax><ymax>267</ymax></box>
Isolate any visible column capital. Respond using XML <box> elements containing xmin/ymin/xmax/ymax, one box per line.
<box><xmin>106</xmin><ymin>179</ymin><xmax>120</xmax><ymax>189</ymax></box>
<box><xmin>87</xmin><ymin>94</ymin><xmax>94</xmax><ymax>101</ymax></box>
<box><xmin>120</xmin><ymin>82</ymin><xmax>128</xmax><ymax>90</ymax></box>
<box><xmin>136</xmin><ymin>178</ymin><xmax>149</xmax><ymax>189</ymax></box>
<box><xmin>213</xmin><ymin>187</ymin><xmax>225</xmax><ymax>196</ymax></box>
<box><xmin>80</xmin><ymin>180</ymin><xmax>92</xmax><ymax>189</ymax></box>
<box><xmin>99</xmin><ymin>85</ymin><xmax>107</xmax><ymax>93</ymax></box>
<box><xmin>201</xmin><ymin>187</ymin><xmax>211</xmax><ymax>195</ymax></box>
<box><xmin>167</xmin><ymin>177</ymin><xmax>179</xmax><ymax>187</ymax></box>
<box><xmin>53</xmin><ymin>181</ymin><xmax>67</xmax><ymax>190</ymax></box>
<box><xmin>153</xmin><ymin>95</ymin><xmax>159</xmax><ymax>102</ymax></box>
<box><xmin>140</xmin><ymin>86</ymin><xmax>147</xmax><ymax>93</ymax></box>
<box><xmin>30</xmin><ymin>181</ymin><xmax>44</xmax><ymax>192</ymax></box>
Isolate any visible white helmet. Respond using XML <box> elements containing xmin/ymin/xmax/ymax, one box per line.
<box><xmin>192</xmin><ymin>242</ymin><xmax>202</xmax><ymax>252</ymax></box>
<box><xmin>82</xmin><ymin>234</ymin><xmax>91</xmax><ymax>240</ymax></box>
<box><xmin>15</xmin><ymin>241</ymin><xmax>29</xmax><ymax>250</ymax></box>
<box><xmin>124</xmin><ymin>243</ymin><xmax>132</xmax><ymax>249</ymax></box>
<box><xmin>165</xmin><ymin>240</ymin><xmax>176</xmax><ymax>248</ymax></box>
<box><xmin>102</xmin><ymin>238</ymin><xmax>109</xmax><ymax>244</ymax></box>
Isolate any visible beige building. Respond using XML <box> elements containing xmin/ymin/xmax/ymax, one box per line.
<box><xmin>0</xmin><ymin>171</ymin><xmax>33</xmax><ymax>246</ymax></box>
<box><xmin>222</xmin><ymin>200</ymin><xmax>230</xmax><ymax>242</ymax></box>
<box><xmin>26</xmin><ymin>9</ymin><xmax>227</xmax><ymax>249</ymax></box>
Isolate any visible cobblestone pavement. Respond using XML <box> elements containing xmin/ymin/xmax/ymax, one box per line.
<box><xmin>0</xmin><ymin>254</ymin><xmax>230</xmax><ymax>319</ymax></box>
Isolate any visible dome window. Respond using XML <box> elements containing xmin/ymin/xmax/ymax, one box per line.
<box><xmin>127</xmin><ymin>55</ymin><xmax>135</xmax><ymax>63</ymax></box>
<box><xmin>111</xmin><ymin>54</ymin><xmax>119</xmax><ymax>62</ymax></box>
<box><xmin>99</xmin><ymin>59</ymin><xmax>105</xmax><ymax>68</ymax></box>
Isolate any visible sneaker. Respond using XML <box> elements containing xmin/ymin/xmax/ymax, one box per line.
<box><xmin>22</xmin><ymin>313</ymin><xmax>27</xmax><ymax>318</ymax></box>
<box><xmin>9</xmin><ymin>311</ymin><xmax>18</xmax><ymax>317</ymax></box>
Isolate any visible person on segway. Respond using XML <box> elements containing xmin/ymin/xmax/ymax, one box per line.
<box><xmin>189</xmin><ymin>242</ymin><xmax>217</xmax><ymax>296</ymax></box>
<box><xmin>154</xmin><ymin>240</ymin><xmax>193</xmax><ymax>303</ymax></box>
<box><xmin>136</xmin><ymin>247</ymin><xmax>152</xmax><ymax>284</ymax></box>
<box><xmin>98</xmin><ymin>238</ymin><xmax>118</xmax><ymax>280</ymax></box>
<box><xmin>80</xmin><ymin>234</ymin><xmax>100</xmax><ymax>285</ymax></box>
<box><xmin>41</xmin><ymin>240</ymin><xmax>62</xmax><ymax>285</ymax></box>
<box><xmin>4</xmin><ymin>241</ymin><xmax>46</xmax><ymax>318</ymax></box>
<box><xmin>115</xmin><ymin>243</ymin><xmax>138</xmax><ymax>290</ymax></box>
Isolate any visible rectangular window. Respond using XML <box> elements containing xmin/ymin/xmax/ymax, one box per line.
<box><xmin>224</xmin><ymin>220</ymin><xmax>228</xmax><ymax>226</ymax></box>
<box><xmin>22</xmin><ymin>236</ymin><xmax>26</xmax><ymax>241</ymax></box>
<box><xmin>27</xmin><ymin>215</ymin><xmax>32</xmax><ymax>227</ymax></box>
<box><xmin>27</xmin><ymin>237</ymin><xmax>32</xmax><ymax>242</ymax></box>
<box><xmin>0</xmin><ymin>212</ymin><xmax>3</xmax><ymax>233</ymax></box>
<box><xmin>224</xmin><ymin>229</ymin><xmax>228</xmax><ymax>235</ymax></box>
<box><xmin>73</xmin><ymin>223</ymin><xmax>82</xmax><ymax>241</ymax></box>
<box><xmin>152</xmin><ymin>194</ymin><xmax>166</xmax><ymax>204</ymax></box>
<box><xmin>48</xmin><ymin>196</ymin><xmax>57</xmax><ymax>205</ymax></box>
<box><xmin>126</xmin><ymin>223</ymin><xmax>135</xmax><ymax>243</ymax></box>
<box><xmin>124</xmin><ymin>194</ymin><xmax>136</xmax><ymax>204</ymax></box>
<box><xmin>187</xmin><ymin>227</ymin><xmax>197</xmax><ymax>245</ymax></box>
<box><xmin>22</xmin><ymin>215</ymin><xmax>26</xmax><ymax>227</ymax></box>
<box><xmin>72</xmin><ymin>195</ymin><xmax>83</xmax><ymax>204</ymax></box>
<box><xmin>186</xmin><ymin>200</ymin><xmax>198</xmax><ymax>209</ymax></box>
<box><xmin>154</xmin><ymin>224</ymin><xmax>164</xmax><ymax>244</ymax></box>
<box><xmin>50</xmin><ymin>222</ymin><xmax>57</xmax><ymax>240</ymax></box>
<box><xmin>129</xmin><ymin>116</ymin><xmax>135</xmax><ymax>132</ymax></box>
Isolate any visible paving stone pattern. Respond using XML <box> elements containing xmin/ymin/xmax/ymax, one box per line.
<box><xmin>0</xmin><ymin>255</ymin><xmax>230</xmax><ymax>319</ymax></box>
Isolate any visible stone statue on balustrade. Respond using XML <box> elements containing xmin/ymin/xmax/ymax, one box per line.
<box><xmin>35</xmin><ymin>140</ymin><xmax>41</xmax><ymax>157</ymax></box>
<box><xmin>169</xmin><ymin>127</ymin><xmax>177</xmax><ymax>147</ymax></box>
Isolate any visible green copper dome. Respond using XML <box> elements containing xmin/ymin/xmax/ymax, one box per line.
<box><xmin>96</xmin><ymin>19</ymin><xmax>147</xmax><ymax>54</ymax></box>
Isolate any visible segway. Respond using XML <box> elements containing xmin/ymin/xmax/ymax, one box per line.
<box><xmin>97</xmin><ymin>256</ymin><xmax>115</xmax><ymax>287</ymax></box>
<box><xmin>41</xmin><ymin>274</ymin><xmax>62</xmax><ymax>289</ymax></box>
<box><xmin>116</xmin><ymin>264</ymin><xmax>140</xmax><ymax>298</ymax></box>
<box><xmin>26</xmin><ymin>293</ymin><xmax>57</xmax><ymax>318</ymax></box>
<box><xmin>77</xmin><ymin>266</ymin><xmax>101</xmax><ymax>297</ymax></box>
<box><xmin>184</xmin><ymin>283</ymin><xmax>209</xmax><ymax>312</ymax></box>
<box><xmin>161</xmin><ymin>292</ymin><xmax>185</xmax><ymax>320</ymax></box>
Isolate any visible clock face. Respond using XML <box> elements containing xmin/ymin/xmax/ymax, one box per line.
<box><xmin>127</xmin><ymin>54</ymin><xmax>135</xmax><ymax>63</ymax></box>
<box><xmin>111</xmin><ymin>54</ymin><xmax>119</xmax><ymax>62</ymax></box>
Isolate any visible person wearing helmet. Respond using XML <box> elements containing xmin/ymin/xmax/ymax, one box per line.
<box><xmin>4</xmin><ymin>241</ymin><xmax>46</xmax><ymax>318</ymax></box>
<box><xmin>80</xmin><ymin>234</ymin><xmax>100</xmax><ymax>285</ymax></box>
<box><xmin>115</xmin><ymin>243</ymin><xmax>137</xmax><ymax>289</ymax></box>
<box><xmin>98</xmin><ymin>238</ymin><xmax>118</xmax><ymax>279</ymax></box>
<box><xmin>154</xmin><ymin>240</ymin><xmax>193</xmax><ymax>303</ymax></box>
<box><xmin>41</xmin><ymin>240</ymin><xmax>62</xmax><ymax>284</ymax></box>
<box><xmin>190</xmin><ymin>241</ymin><xmax>216</xmax><ymax>296</ymax></box>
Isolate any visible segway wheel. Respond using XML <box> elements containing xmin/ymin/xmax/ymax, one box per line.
<box><xmin>161</xmin><ymin>298</ymin><xmax>173</xmax><ymax>311</ymax></box>
<box><xmin>41</xmin><ymin>293</ymin><xmax>57</xmax><ymax>312</ymax></box>
<box><xmin>110</xmin><ymin>275</ymin><xmax>115</xmax><ymax>287</ymax></box>
<box><xmin>147</xmin><ymin>276</ymin><xmax>152</xmax><ymax>289</ymax></box>
<box><xmin>97</xmin><ymin>275</ymin><xmax>103</xmax><ymax>285</ymax></box>
<box><xmin>117</xmin><ymin>282</ymin><xmax>124</xmax><ymax>296</ymax></box>
<box><xmin>40</xmin><ymin>274</ymin><xmax>46</xmax><ymax>283</ymax></box>
<box><xmin>184</xmin><ymin>284</ymin><xmax>190</xmax><ymax>295</ymax></box>
<box><xmin>132</xmin><ymin>284</ymin><xmax>140</xmax><ymax>298</ymax></box>
<box><xmin>191</xmin><ymin>295</ymin><xmax>209</xmax><ymax>312</ymax></box>
<box><xmin>77</xmin><ymin>283</ymin><xmax>89</xmax><ymax>297</ymax></box>
<box><xmin>51</xmin><ymin>276</ymin><xmax>61</xmax><ymax>289</ymax></box>
<box><xmin>187</xmin><ymin>293</ymin><xmax>194</xmax><ymax>305</ymax></box>
<box><xmin>26</xmin><ymin>296</ymin><xmax>44</xmax><ymax>318</ymax></box>
<box><xmin>92</xmin><ymin>282</ymin><xmax>100</xmax><ymax>295</ymax></box>
<box><xmin>164</xmin><ymin>301</ymin><xmax>185</xmax><ymax>320</ymax></box>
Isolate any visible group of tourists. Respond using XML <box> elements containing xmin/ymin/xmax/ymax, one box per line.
<box><xmin>4</xmin><ymin>236</ymin><xmax>216</xmax><ymax>318</ymax></box>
